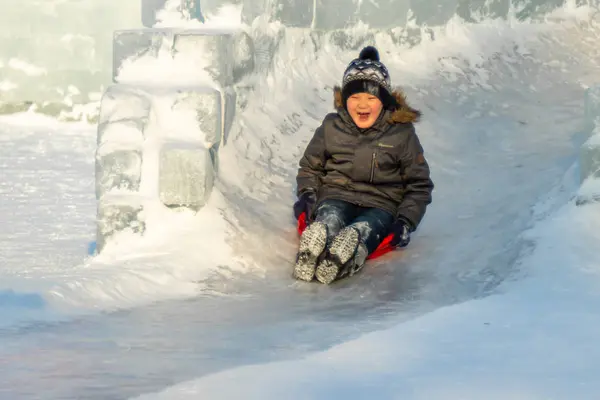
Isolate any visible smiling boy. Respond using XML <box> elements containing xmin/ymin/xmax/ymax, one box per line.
<box><xmin>293</xmin><ymin>46</ymin><xmax>434</xmax><ymax>284</ymax></box>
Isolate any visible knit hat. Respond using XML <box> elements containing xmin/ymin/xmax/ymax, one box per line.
<box><xmin>341</xmin><ymin>46</ymin><xmax>395</xmax><ymax>110</ymax></box>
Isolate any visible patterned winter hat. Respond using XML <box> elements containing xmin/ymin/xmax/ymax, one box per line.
<box><xmin>341</xmin><ymin>46</ymin><xmax>395</xmax><ymax>109</ymax></box>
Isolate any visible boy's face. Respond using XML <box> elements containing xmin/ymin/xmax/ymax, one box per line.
<box><xmin>347</xmin><ymin>92</ymin><xmax>383</xmax><ymax>129</ymax></box>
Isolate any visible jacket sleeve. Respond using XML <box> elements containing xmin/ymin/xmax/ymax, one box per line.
<box><xmin>396</xmin><ymin>126</ymin><xmax>434</xmax><ymax>230</ymax></box>
<box><xmin>296</xmin><ymin>121</ymin><xmax>328</xmax><ymax>196</ymax></box>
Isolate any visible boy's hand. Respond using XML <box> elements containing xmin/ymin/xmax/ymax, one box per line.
<box><xmin>293</xmin><ymin>191</ymin><xmax>317</xmax><ymax>220</ymax></box>
<box><xmin>390</xmin><ymin>219</ymin><xmax>411</xmax><ymax>248</ymax></box>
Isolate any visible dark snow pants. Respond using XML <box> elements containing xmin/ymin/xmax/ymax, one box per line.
<box><xmin>312</xmin><ymin>199</ymin><xmax>395</xmax><ymax>254</ymax></box>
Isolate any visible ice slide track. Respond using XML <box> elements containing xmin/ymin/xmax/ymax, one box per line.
<box><xmin>5</xmin><ymin>14</ymin><xmax>600</xmax><ymax>400</ymax></box>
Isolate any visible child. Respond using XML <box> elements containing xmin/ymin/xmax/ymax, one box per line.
<box><xmin>293</xmin><ymin>46</ymin><xmax>434</xmax><ymax>284</ymax></box>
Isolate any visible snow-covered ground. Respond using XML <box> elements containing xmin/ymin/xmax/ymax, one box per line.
<box><xmin>2</xmin><ymin>2</ymin><xmax>600</xmax><ymax>399</ymax></box>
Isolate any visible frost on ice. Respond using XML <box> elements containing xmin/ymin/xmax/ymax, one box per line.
<box><xmin>113</xmin><ymin>29</ymin><xmax>254</xmax><ymax>87</ymax></box>
<box><xmin>96</xmin><ymin>149</ymin><xmax>143</xmax><ymax>198</ymax></box>
<box><xmin>96</xmin><ymin>198</ymin><xmax>146</xmax><ymax>251</ymax></box>
<box><xmin>159</xmin><ymin>143</ymin><xmax>216</xmax><ymax>210</ymax></box>
<box><xmin>96</xmin><ymin>85</ymin><xmax>149</xmax><ymax>201</ymax></box>
<box><xmin>584</xmin><ymin>85</ymin><xmax>600</xmax><ymax>134</ymax></box>
<box><xmin>577</xmin><ymin>84</ymin><xmax>600</xmax><ymax>206</ymax></box>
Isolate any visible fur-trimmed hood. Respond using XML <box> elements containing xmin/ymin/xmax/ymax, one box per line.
<box><xmin>333</xmin><ymin>85</ymin><xmax>421</xmax><ymax>124</ymax></box>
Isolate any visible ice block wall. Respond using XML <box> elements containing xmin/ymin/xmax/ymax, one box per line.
<box><xmin>95</xmin><ymin>4</ymin><xmax>251</xmax><ymax>251</ymax></box>
<box><xmin>577</xmin><ymin>86</ymin><xmax>600</xmax><ymax>205</ymax></box>
<box><xmin>198</xmin><ymin>0</ymin><xmax>572</xmax><ymax>29</ymax></box>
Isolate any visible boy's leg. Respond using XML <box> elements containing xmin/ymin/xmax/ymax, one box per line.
<box><xmin>315</xmin><ymin>207</ymin><xmax>394</xmax><ymax>284</ymax></box>
<box><xmin>342</xmin><ymin>208</ymin><xmax>395</xmax><ymax>277</ymax></box>
<box><xmin>312</xmin><ymin>199</ymin><xmax>358</xmax><ymax>244</ymax></box>
<box><xmin>293</xmin><ymin>199</ymin><xmax>358</xmax><ymax>281</ymax></box>
<box><xmin>350</xmin><ymin>208</ymin><xmax>395</xmax><ymax>254</ymax></box>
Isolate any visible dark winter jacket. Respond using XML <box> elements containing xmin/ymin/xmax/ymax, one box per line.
<box><xmin>296</xmin><ymin>87</ymin><xmax>434</xmax><ymax>231</ymax></box>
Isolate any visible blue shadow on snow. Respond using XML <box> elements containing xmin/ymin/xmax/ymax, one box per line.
<box><xmin>0</xmin><ymin>289</ymin><xmax>46</xmax><ymax>309</ymax></box>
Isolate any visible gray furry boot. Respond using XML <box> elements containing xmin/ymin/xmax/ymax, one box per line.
<box><xmin>315</xmin><ymin>226</ymin><xmax>366</xmax><ymax>284</ymax></box>
<box><xmin>293</xmin><ymin>221</ymin><xmax>328</xmax><ymax>281</ymax></box>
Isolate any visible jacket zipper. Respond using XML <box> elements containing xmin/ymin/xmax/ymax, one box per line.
<box><xmin>369</xmin><ymin>151</ymin><xmax>376</xmax><ymax>183</ymax></box>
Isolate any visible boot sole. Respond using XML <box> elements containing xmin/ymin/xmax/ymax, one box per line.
<box><xmin>315</xmin><ymin>227</ymin><xmax>359</xmax><ymax>284</ymax></box>
<box><xmin>293</xmin><ymin>222</ymin><xmax>327</xmax><ymax>282</ymax></box>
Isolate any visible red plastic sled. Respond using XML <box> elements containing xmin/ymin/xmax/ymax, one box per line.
<box><xmin>296</xmin><ymin>212</ymin><xmax>396</xmax><ymax>260</ymax></box>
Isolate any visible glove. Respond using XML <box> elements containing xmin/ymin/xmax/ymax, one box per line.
<box><xmin>389</xmin><ymin>218</ymin><xmax>412</xmax><ymax>248</ymax></box>
<box><xmin>293</xmin><ymin>191</ymin><xmax>317</xmax><ymax>221</ymax></box>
